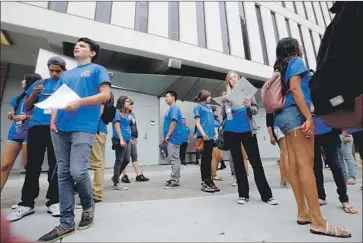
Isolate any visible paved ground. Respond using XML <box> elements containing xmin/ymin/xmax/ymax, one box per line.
<box><xmin>1</xmin><ymin>161</ymin><xmax>362</xmax><ymax>242</ymax></box>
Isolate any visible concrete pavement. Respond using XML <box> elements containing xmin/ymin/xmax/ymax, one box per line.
<box><xmin>1</xmin><ymin>162</ymin><xmax>362</xmax><ymax>242</ymax></box>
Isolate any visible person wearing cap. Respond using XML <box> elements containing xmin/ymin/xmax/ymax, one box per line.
<box><xmin>7</xmin><ymin>57</ymin><xmax>66</xmax><ymax>222</ymax></box>
<box><xmin>38</xmin><ymin>37</ymin><xmax>111</xmax><ymax>242</ymax></box>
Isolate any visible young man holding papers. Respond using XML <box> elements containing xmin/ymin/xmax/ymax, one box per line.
<box><xmin>38</xmin><ymin>37</ymin><xmax>111</xmax><ymax>242</ymax></box>
<box><xmin>7</xmin><ymin>57</ymin><xmax>66</xmax><ymax>222</ymax></box>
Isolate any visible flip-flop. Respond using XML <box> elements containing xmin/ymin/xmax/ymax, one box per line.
<box><xmin>343</xmin><ymin>205</ymin><xmax>358</xmax><ymax>214</ymax></box>
<box><xmin>297</xmin><ymin>220</ymin><xmax>311</xmax><ymax>225</ymax></box>
<box><xmin>310</xmin><ymin>222</ymin><xmax>352</xmax><ymax>238</ymax></box>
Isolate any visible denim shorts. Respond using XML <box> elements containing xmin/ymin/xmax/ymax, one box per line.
<box><xmin>274</xmin><ymin>106</ymin><xmax>305</xmax><ymax>134</ymax></box>
<box><xmin>7</xmin><ymin>138</ymin><xmax>27</xmax><ymax>145</ymax></box>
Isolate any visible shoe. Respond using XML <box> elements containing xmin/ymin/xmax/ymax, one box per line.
<box><xmin>7</xmin><ymin>205</ymin><xmax>34</xmax><ymax>222</ymax></box>
<box><xmin>201</xmin><ymin>181</ymin><xmax>215</xmax><ymax>193</ymax></box>
<box><xmin>121</xmin><ymin>175</ymin><xmax>131</xmax><ymax>183</ymax></box>
<box><xmin>237</xmin><ymin>197</ymin><xmax>249</xmax><ymax>205</ymax></box>
<box><xmin>136</xmin><ymin>174</ymin><xmax>150</xmax><ymax>182</ymax></box>
<box><xmin>112</xmin><ymin>183</ymin><xmax>128</xmax><ymax>191</ymax></box>
<box><xmin>78</xmin><ymin>204</ymin><xmax>95</xmax><ymax>230</ymax></box>
<box><xmin>11</xmin><ymin>204</ymin><xmax>19</xmax><ymax>210</ymax></box>
<box><xmin>231</xmin><ymin>179</ymin><xmax>237</xmax><ymax>187</ymax></box>
<box><xmin>213</xmin><ymin>176</ymin><xmax>223</xmax><ymax>181</ymax></box>
<box><xmin>94</xmin><ymin>198</ymin><xmax>103</xmax><ymax>204</ymax></box>
<box><xmin>47</xmin><ymin>203</ymin><xmax>60</xmax><ymax>217</ymax></box>
<box><xmin>346</xmin><ymin>179</ymin><xmax>356</xmax><ymax>185</ymax></box>
<box><xmin>218</xmin><ymin>164</ymin><xmax>226</xmax><ymax>170</ymax></box>
<box><xmin>267</xmin><ymin>198</ymin><xmax>278</xmax><ymax>205</ymax></box>
<box><xmin>280</xmin><ymin>181</ymin><xmax>289</xmax><ymax>189</ymax></box>
<box><xmin>163</xmin><ymin>180</ymin><xmax>180</xmax><ymax>189</ymax></box>
<box><xmin>181</xmin><ymin>161</ymin><xmax>187</xmax><ymax>166</ymax></box>
<box><xmin>38</xmin><ymin>225</ymin><xmax>75</xmax><ymax>243</ymax></box>
<box><xmin>209</xmin><ymin>180</ymin><xmax>220</xmax><ymax>192</ymax></box>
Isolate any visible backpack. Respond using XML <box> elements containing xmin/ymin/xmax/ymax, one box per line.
<box><xmin>216</xmin><ymin>120</ymin><xmax>228</xmax><ymax>151</ymax></box>
<box><xmin>100</xmin><ymin>92</ymin><xmax>116</xmax><ymax>124</ymax></box>
<box><xmin>261</xmin><ymin>72</ymin><xmax>286</xmax><ymax>113</ymax></box>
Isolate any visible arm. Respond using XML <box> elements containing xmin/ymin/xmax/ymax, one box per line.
<box><xmin>25</xmin><ymin>91</ymin><xmax>39</xmax><ymax>111</ymax></box>
<box><xmin>114</xmin><ymin>122</ymin><xmax>123</xmax><ymax>142</ymax></box>
<box><xmin>290</xmin><ymin>76</ymin><xmax>312</xmax><ymax>121</ymax></box>
<box><xmin>246</xmin><ymin>96</ymin><xmax>259</xmax><ymax>116</ymax></box>
<box><xmin>167</xmin><ymin>120</ymin><xmax>177</xmax><ymax>138</ymax></box>
<box><xmin>195</xmin><ymin>117</ymin><xmax>208</xmax><ymax>139</ymax></box>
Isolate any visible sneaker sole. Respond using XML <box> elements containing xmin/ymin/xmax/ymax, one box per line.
<box><xmin>39</xmin><ymin>229</ymin><xmax>75</xmax><ymax>243</ymax></box>
<box><xmin>8</xmin><ymin>210</ymin><xmax>34</xmax><ymax>222</ymax></box>
<box><xmin>46</xmin><ymin>211</ymin><xmax>61</xmax><ymax>217</ymax></box>
<box><xmin>201</xmin><ymin>188</ymin><xmax>216</xmax><ymax>193</ymax></box>
<box><xmin>78</xmin><ymin>221</ymin><xmax>94</xmax><ymax>231</ymax></box>
<box><xmin>163</xmin><ymin>185</ymin><xmax>180</xmax><ymax>189</ymax></box>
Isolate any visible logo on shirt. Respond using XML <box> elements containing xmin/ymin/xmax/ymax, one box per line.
<box><xmin>80</xmin><ymin>70</ymin><xmax>91</xmax><ymax>78</ymax></box>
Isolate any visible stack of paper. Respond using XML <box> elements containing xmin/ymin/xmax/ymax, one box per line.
<box><xmin>35</xmin><ymin>84</ymin><xmax>80</xmax><ymax>110</ymax></box>
<box><xmin>213</xmin><ymin>77</ymin><xmax>257</xmax><ymax>109</ymax></box>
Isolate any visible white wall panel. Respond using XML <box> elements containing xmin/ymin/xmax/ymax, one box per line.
<box><xmin>204</xmin><ymin>2</ymin><xmax>223</xmax><ymax>52</ymax></box>
<box><xmin>148</xmin><ymin>2</ymin><xmax>169</xmax><ymax>38</ymax></box>
<box><xmin>275</xmin><ymin>13</ymin><xmax>289</xmax><ymax>39</ymax></box>
<box><xmin>284</xmin><ymin>2</ymin><xmax>295</xmax><ymax>12</ymax></box>
<box><xmin>225</xmin><ymin>2</ymin><xmax>245</xmax><ymax>58</ymax></box>
<box><xmin>311</xmin><ymin>31</ymin><xmax>321</xmax><ymax>56</ymax></box>
<box><xmin>320</xmin><ymin>2</ymin><xmax>332</xmax><ymax>26</ymax></box>
<box><xmin>326</xmin><ymin>2</ymin><xmax>334</xmax><ymax>20</ymax></box>
<box><xmin>244</xmin><ymin>2</ymin><xmax>264</xmax><ymax>63</ymax></box>
<box><xmin>301</xmin><ymin>26</ymin><xmax>316</xmax><ymax>69</ymax></box>
<box><xmin>303</xmin><ymin>2</ymin><xmax>316</xmax><ymax>24</ymax></box>
<box><xmin>67</xmin><ymin>1</ymin><xmax>96</xmax><ymax>19</ymax></box>
<box><xmin>276</xmin><ymin>2</ymin><xmax>282</xmax><ymax>6</ymax></box>
<box><xmin>110</xmin><ymin>2</ymin><xmax>135</xmax><ymax>29</ymax></box>
<box><xmin>312</xmin><ymin>2</ymin><xmax>325</xmax><ymax>28</ymax></box>
<box><xmin>23</xmin><ymin>1</ymin><xmax>48</xmax><ymax>8</ymax></box>
<box><xmin>179</xmin><ymin>2</ymin><xmax>198</xmax><ymax>45</ymax></box>
<box><xmin>260</xmin><ymin>6</ymin><xmax>276</xmax><ymax>66</ymax></box>
<box><xmin>294</xmin><ymin>2</ymin><xmax>306</xmax><ymax>18</ymax></box>
<box><xmin>288</xmin><ymin>20</ymin><xmax>307</xmax><ymax>65</ymax></box>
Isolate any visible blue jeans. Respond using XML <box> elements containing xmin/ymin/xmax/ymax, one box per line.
<box><xmin>51</xmin><ymin>131</ymin><xmax>95</xmax><ymax>229</ymax></box>
<box><xmin>338</xmin><ymin>134</ymin><xmax>357</xmax><ymax>181</ymax></box>
<box><xmin>274</xmin><ymin>106</ymin><xmax>304</xmax><ymax>134</ymax></box>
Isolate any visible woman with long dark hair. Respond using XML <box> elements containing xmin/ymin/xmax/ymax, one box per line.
<box><xmin>111</xmin><ymin>96</ymin><xmax>132</xmax><ymax>190</ymax></box>
<box><xmin>0</xmin><ymin>73</ymin><xmax>42</xmax><ymax>192</ymax></box>
<box><xmin>273</xmin><ymin>37</ymin><xmax>350</xmax><ymax>238</ymax></box>
<box><xmin>223</xmin><ymin>71</ymin><xmax>277</xmax><ymax>206</ymax></box>
<box><xmin>194</xmin><ymin>90</ymin><xmax>219</xmax><ymax>193</ymax></box>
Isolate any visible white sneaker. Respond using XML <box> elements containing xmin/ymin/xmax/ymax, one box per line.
<box><xmin>267</xmin><ymin>198</ymin><xmax>278</xmax><ymax>205</ymax></box>
<box><xmin>112</xmin><ymin>184</ymin><xmax>128</xmax><ymax>191</ymax></box>
<box><xmin>11</xmin><ymin>204</ymin><xmax>19</xmax><ymax>210</ymax></box>
<box><xmin>47</xmin><ymin>203</ymin><xmax>60</xmax><ymax>217</ymax></box>
<box><xmin>7</xmin><ymin>206</ymin><xmax>34</xmax><ymax>222</ymax></box>
<box><xmin>237</xmin><ymin>197</ymin><xmax>249</xmax><ymax>205</ymax></box>
<box><xmin>231</xmin><ymin>179</ymin><xmax>237</xmax><ymax>187</ymax></box>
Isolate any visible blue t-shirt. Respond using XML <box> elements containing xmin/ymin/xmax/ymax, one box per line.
<box><xmin>163</xmin><ymin>105</ymin><xmax>183</xmax><ymax>145</ymax></box>
<box><xmin>313</xmin><ymin>115</ymin><xmax>332</xmax><ymax>135</ymax></box>
<box><xmin>181</xmin><ymin>125</ymin><xmax>191</xmax><ymax>143</ymax></box>
<box><xmin>26</xmin><ymin>78</ymin><xmax>58</xmax><ymax>127</ymax></box>
<box><xmin>283</xmin><ymin>57</ymin><xmax>313</xmax><ymax>109</ymax></box>
<box><xmin>194</xmin><ymin>104</ymin><xmax>215</xmax><ymax>140</ymax></box>
<box><xmin>214</xmin><ymin>118</ymin><xmax>220</xmax><ymax>128</ymax></box>
<box><xmin>7</xmin><ymin>95</ymin><xmax>31</xmax><ymax>140</ymax></box>
<box><xmin>55</xmin><ymin>63</ymin><xmax>111</xmax><ymax>134</ymax></box>
<box><xmin>224</xmin><ymin>107</ymin><xmax>251</xmax><ymax>133</ymax></box>
<box><xmin>112</xmin><ymin>110</ymin><xmax>131</xmax><ymax>142</ymax></box>
<box><xmin>98</xmin><ymin>120</ymin><xmax>108</xmax><ymax>135</ymax></box>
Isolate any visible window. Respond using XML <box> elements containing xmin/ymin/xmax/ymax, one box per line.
<box><xmin>303</xmin><ymin>2</ymin><xmax>309</xmax><ymax>20</ymax></box>
<box><xmin>219</xmin><ymin>2</ymin><xmax>230</xmax><ymax>54</ymax></box>
<box><xmin>292</xmin><ymin>2</ymin><xmax>298</xmax><ymax>14</ymax></box>
<box><xmin>281</xmin><ymin>1</ymin><xmax>286</xmax><ymax>8</ymax></box>
<box><xmin>95</xmin><ymin>2</ymin><xmax>112</xmax><ymax>24</ymax></box>
<box><xmin>168</xmin><ymin>2</ymin><xmax>179</xmax><ymax>41</ymax></box>
<box><xmin>48</xmin><ymin>1</ymin><xmax>68</xmax><ymax>13</ymax></box>
<box><xmin>271</xmin><ymin>12</ymin><xmax>280</xmax><ymax>44</ymax></box>
<box><xmin>255</xmin><ymin>5</ymin><xmax>269</xmax><ymax>65</ymax></box>
<box><xmin>298</xmin><ymin>24</ymin><xmax>309</xmax><ymax>68</ymax></box>
<box><xmin>285</xmin><ymin>18</ymin><xmax>291</xmax><ymax>37</ymax></box>
<box><xmin>309</xmin><ymin>29</ymin><xmax>317</xmax><ymax>59</ymax></box>
<box><xmin>135</xmin><ymin>2</ymin><xmax>149</xmax><ymax>33</ymax></box>
<box><xmin>311</xmin><ymin>2</ymin><xmax>318</xmax><ymax>25</ymax></box>
<box><xmin>319</xmin><ymin>2</ymin><xmax>328</xmax><ymax>27</ymax></box>
<box><xmin>238</xmin><ymin>2</ymin><xmax>251</xmax><ymax>60</ymax></box>
<box><xmin>325</xmin><ymin>2</ymin><xmax>332</xmax><ymax>21</ymax></box>
<box><xmin>196</xmin><ymin>2</ymin><xmax>207</xmax><ymax>48</ymax></box>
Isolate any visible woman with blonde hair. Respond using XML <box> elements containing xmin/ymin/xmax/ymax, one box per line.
<box><xmin>223</xmin><ymin>71</ymin><xmax>277</xmax><ymax>205</ymax></box>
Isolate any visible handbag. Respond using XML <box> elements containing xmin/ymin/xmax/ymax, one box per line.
<box><xmin>194</xmin><ymin>138</ymin><xmax>204</xmax><ymax>152</ymax></box>
<box><xmin>217</xmin><ymin>120</ymin><xmax>228</xmax><ymax>151</ymax></box>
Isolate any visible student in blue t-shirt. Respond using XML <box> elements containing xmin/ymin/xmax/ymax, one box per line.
<box><xmin>8</xmin><ymin>57</ymin><xmax>67</xmax><ymax>223</ymax></box>
<box><xmin>0</xmin><ymin>73</ymin><xmax>41</xmax><ymax>193</ymax></box>
<box><xmin>194</xmin><ymin>90</ymin><xmax>218</xmax><ymax>193</ymax></box>
<box><xmin>273</xmin><ymin>37</ymin><xmax>351</xmax><ymax>238</ymax></box>
<box><xmin>312</xmin><ymin>111</ymin><xmax>357</xmax><ymax>214</ymax></box>
<box><xmin>111</xmin><ymin>96</ymin><xmax>132</xmax><ymax>190</ymax></box>
<box><xmin>162</xmin><ymin>91</ymin><xmax>183</xmax><ymax>189</ymax></box>
<box><xmin>38</xmin><ymin>38</ymin><xmax>111</xmax><ymax>243</ymax></box>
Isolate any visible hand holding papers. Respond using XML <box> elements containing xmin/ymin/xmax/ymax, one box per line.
<box><xmin>213</xmin><ymin>77</ymin><xmax>257</xmax><ymax>109</ymax></box>
<box><xmin>35</xmin><ymin>84</ymin><xmax>81</xmax><ymax>110</ymax></box>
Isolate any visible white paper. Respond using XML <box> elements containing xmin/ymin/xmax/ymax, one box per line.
<box><xmin>212</xmin><ymin>77</ymin><xmax>257</xmax><ymax>109</ymax></box>
<box><xmin>35</xmin><ymin>84</ymin><xmax>80</xmax><ymax>110</ymax></box>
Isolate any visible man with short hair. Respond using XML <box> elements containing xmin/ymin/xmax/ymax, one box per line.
<box><xmin>7</xmin><ymin>57</ymin><xmax>66</xmax><ymax>222</ymax></box>
<box><xmin>38</xmin><ymin>37</ymin><xmax>111</xmax><ymax>242</ymax></box>
<box><xmin>162</xmin><ymin>91</ymin><xmax>183</xmax><ymax>189</ymax></box>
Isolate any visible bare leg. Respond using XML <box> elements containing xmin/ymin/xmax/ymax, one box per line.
<box><xmin>21</xmin><ymin>143</ymin><xmax>28</xmax><ymax>169</ymax></box>
<box><xmin>242</xmin><ymin>145</ymin><xmax>249</xmax><ymax>175</ymax></box>
<box><xmin>279</xmin><ymin>138</ymin><xmax>290</xmax><ymax>184</ymax></box>
<box><xmin>132</xmin><ymin>161</ymin><xmax>142</xmax><ymax>176</ymax></box>
<box><xmin>1</xmin><ymin>142</ymin><xmax>22</xmax><ymax>192</ymax></box>
<box><xmin>122</xmin><ymin>168</ymin><xmax>127</xmax><ymax>176</ymax></box>
<box><xmin>211</xmin><ymin>148</ymin><xmax>219</xmax><ymax>178</ymax></box>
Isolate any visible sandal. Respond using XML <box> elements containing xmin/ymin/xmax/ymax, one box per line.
<box><xmin>310</xmin><ymin>222</ymin><xmax>351</xmax><ymax>238</ymax></box>
<box><xmin>297</xmin><ymin>220</ymin><xmax>311</xmax><ymax>225</ymax></box>
<box><xmin>343</xmin><ymin>204</ymin><xmax>358</xmax><ymax>214</ymax></box>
